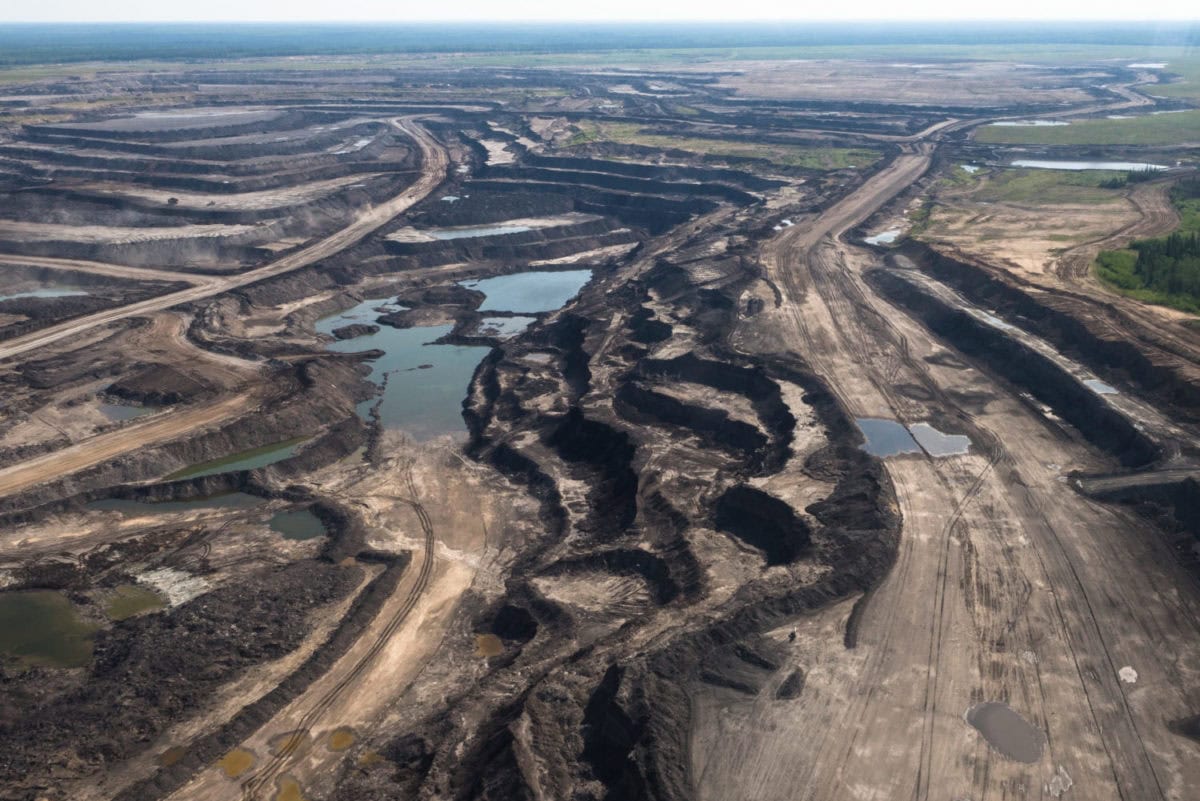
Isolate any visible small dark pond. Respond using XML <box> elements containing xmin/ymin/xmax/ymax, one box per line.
<box><xmin>269</xmin><ymin>509</ymin><xmax>327</xmax><ymax>541</ymax></box>
<box><xmin>966</xmin><ymin>701</ymin><xmax>1045</xmax><ymax>763</ymax></box>
<box><xmin>99</xmin><ymin>402</ymin><xmax>155</xmax><ymax>422</ymax></box>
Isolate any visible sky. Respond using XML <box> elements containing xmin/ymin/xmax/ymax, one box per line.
<box><xmin>2</xmin><ymin>1</ymin><xmax>1197</xmax><ymax>23</ymax></box>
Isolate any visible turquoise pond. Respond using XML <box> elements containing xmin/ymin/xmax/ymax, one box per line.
<box><xmin>319</xmin><ymin>302</ymin><xmax>490</xmax><ymax>440</ymax></box>
<box><xmin>460</xmin><ymin>269</ymin><xmax>592</xmax><ymax>313</ymax></box>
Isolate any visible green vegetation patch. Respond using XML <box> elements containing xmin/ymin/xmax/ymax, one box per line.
<box><xmin>105</xmin><ymin>584</ymin><xmax>167</xmax><ymax>621</ymax></box>
<box><xmin>0</xmin><ymin>590</ymin><xmax>98</xmax><ymax>669</ymax></box>
<box><xmin>565</xmin><ymin>121</ymin><xmax>878</xmax><ymax>170</ymax></box>
<box><xmin>976</xmin><ymin>110</ymin><xmax>1200</xmax><ymax>146</ymax></box>
<box><xmin>1096</xmin><ymin>179</ymin><xmax>1200</xmax><ymax>312</ymax></box>
<box><xmin>970</xmin><ymin>168</ymin><xmax>1127</xmax><ymax>205</ymax></box>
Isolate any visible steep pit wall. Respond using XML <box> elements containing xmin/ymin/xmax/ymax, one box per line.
<box><xmin>869</xmin><ymin>267</ymin><xmax>1160</xmax><ymax>468</ymax></box>
<box><xmin>898</xmin><ymin>241</ymin><xmax>1200</xmax><ymax>421</ymax></box>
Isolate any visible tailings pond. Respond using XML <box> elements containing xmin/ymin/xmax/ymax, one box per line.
<box><xmin>99</xmin><ymin>402</ymin><xmax>155</xmax><ymax>422</ymax></box>
<box><xmin>322</xmin><ymin>270</ymin><xmax>591</xmax><ymax>439</ymax></box>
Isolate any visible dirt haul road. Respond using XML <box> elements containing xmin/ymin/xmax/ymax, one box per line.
<box><xmin>0</xmin><ymin>385</ymin><xmax>268</xmax><ymax>498</ymax></box>
<box><xmin>0</xmin><ymin>254</ymin><xmax>212</xmax><ymax>285</ymax></box>
<box><xmin>165</xmin><ymin>446</ymin><xmax>494</xmax><ymax>801</ymax></box>
<box><xmin>700</xmin><ymin>146</ymin><xmax>1200</xmax><ymax>800</ymax></box>
<box><xmin>0</xmin><ymin>118</ymin><xmax>446</xmax><ymax>362</ymax></box>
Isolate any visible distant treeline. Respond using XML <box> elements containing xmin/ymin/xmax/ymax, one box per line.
<box><xmin>1126</xmin><ymin>232</ymin><xmax>1200</xmax><ymax>296</ymax></box>
<box><xmin>1097</xmin><ymin>179</ymin><xmax>1200</xmax><ymax>313</ymax></box>
<box><xmin>1099</xmin><ymin>168</ymin><xmax>1164</xmax><ymax>189</ymax></box>
<box><xmin>0</xmin><ymin>21</ymin><xmax>1198</xmax><ymax>66</ymax></box>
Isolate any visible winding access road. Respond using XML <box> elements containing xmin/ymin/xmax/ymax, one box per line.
<box><xmin>694</xmin><ymin>99</ymin><xmax>1200</xmax><ymax>801</ymax></box>
<box><xmin>0</xmin><ymin>117</ymin><xmax>446</xmax><ymax>363</ymax></box>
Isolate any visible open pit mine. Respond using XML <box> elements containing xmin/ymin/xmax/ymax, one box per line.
<box><xmin>0</xmin><ymin>48</ymin><xmax>1197</xmax><ymax>801</ymax></box>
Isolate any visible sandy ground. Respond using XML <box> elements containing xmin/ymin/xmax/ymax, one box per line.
<box><xmin>0</xmin><ymin>311</ymin><xmax>260</xmax><ymax>475</ymax></box>
<box><xmin>385</xmin><ymin>212</ymin><xmax>600</xmax><ymax>243</ymax></box>
<box><xmin>710</xmin><ymin>60</ymin><xmax>1097</xmax><ymax>106</ymax></box>
<box><xmin>0</xmin><ymin>117</ymin><xmax>446</xmax><ymax>362</ymax></box>
<box><xmin>166</xmin><ymin>438</ymin><xmax>508</xmax><ymax>801</ymax></box>
<box><xmin>703</xmin><ymin>132</ymin><xmax>1200</xmax><ymax>800</ymax></box>
<box><xmin>0</xmin><ymin>219</ymin><xmax>261</xmax><ymax>244</ymax></box>
<box><xmin>88</xmin><ymin>173</ymin><xmax>386</xmax><ymax>212</ymax></box>
<box><xmin>926</xmin><ymin>196</ymin><xmax>1139</xmax><ymax>278</ymax></box>
<box><xmin>0</xmin><ymin>384</ymin><xmax>268</xmax><ymax>498</ymax></box>
<box><xmin>0</xmin><ymin>254</ymin><xmax>210</xmax><ymax>285</ymax></box>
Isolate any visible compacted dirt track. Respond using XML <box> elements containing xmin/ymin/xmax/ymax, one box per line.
<box><xmin>0</xmin><ymin>385</ymin><xmax>268</xmax><ymax>498</ymax></box>
<box><xmin>0</xmin><ymin>118</ymin><xmax>446</xmax><ymax>362</ymax></box>
<box><xmin>702</xmin><ymin>135</ymin><xmax>1200</xmax><ymax>801</ymax></box>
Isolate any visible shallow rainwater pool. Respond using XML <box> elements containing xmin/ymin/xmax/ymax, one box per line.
<box><xmin>87</xmin><ymin>492</ymin><xmax>264</xmax><ymax>515</ymax></box>
<box><xmin>99</xmin><ymin>402</ymin><xmax>154</xmax><ymax>422</ymax></box>
<box><xmin>864</xmin><ymin>229</ymin><xmax>901</xmax><ymax>246</ymax></box>
<box><xmin>0</xmin><ymin>590</ymin><xmax>98</xmax><ymax>668</ymax></box>
<box><xmin>0</xmin><ymin>287</ymin><xmax>89</xmax><ymax>302</ymax></box>
<box><xmin>461</xmin><ymin>269</ymin><xmax>592</xmax><ymax>313</ymax></box>
<box><xmin>966</xmin><ymin>701</ymin><xmax>1044</xmax><ymax>763</ymax></box>
<box><xmin>430</xmin><ymin>224</ymin><xmax>533</xmax><ymax>240</ymax></box>
<box><xmin>1084</xmin><ymin>378</ymin><xmax>1118</xmax><ymax>395</ymax></box>
<box><xmin>857</xmin><ymin>418</ymin><xmax>921</xmax><ymax>457</ymax></box>
<box><xmin>320</xmin><ymin>301</ymin><xmax>490</xmax><ymax>439</ymax></box>
<box><xmin>1011</xmin><ymin>159</ymin><xmax>1168</xmax><ymax>172</ymax></box>
<box><xmin>909</xmin><ymin>423</ymin><xmax>971</xmax><ymax>456</ymax></box>
<box><xmin>269</xmin><ymin>508</ymin><xmax>327</xmax><ymax>540</ymax></box>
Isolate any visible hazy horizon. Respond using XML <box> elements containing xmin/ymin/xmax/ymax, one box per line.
<box><xmin>1</xmin><ymin>4</ymin><xmax>1198</xmax><ymax>24</ymax></box>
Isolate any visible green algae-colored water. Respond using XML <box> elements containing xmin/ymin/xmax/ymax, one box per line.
<box><xmin>0</xmin><ymin>590</ymin><xmax>98</xmax><ymax>668</ymax></box>
<box><xmin>87</xmin><ymin>491</ymin><xmax>265</xmax><ymax>515</ymax></box>
<box><xmin>269</xmin><ymin>508</ymin><xmax>327</xmax><ymax>541</ymax></box>
<box><xmin>164</xmin><ymin>437</ymin><xmax>309</xmax><ymax>480</ymax></box>
<box><xmin>105</xmin><ymin>584</ymin><xmax>167</xmax><ymax>620</ymax></box>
